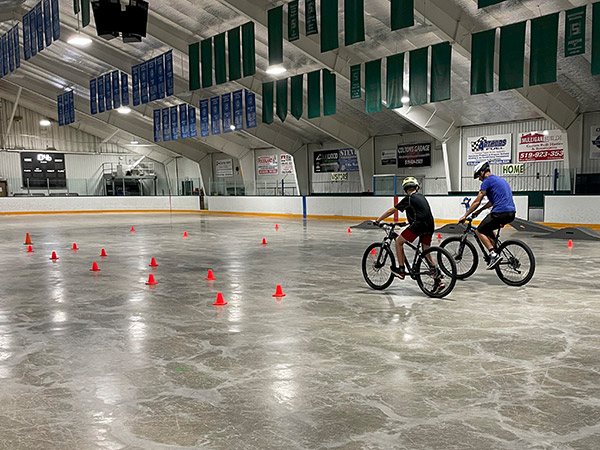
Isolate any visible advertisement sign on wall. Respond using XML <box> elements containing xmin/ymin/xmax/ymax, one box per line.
<box><xmin>466</xmin><ymin>134</ymin><xmax>512</xmax><ymax>165</ymax></box>
<box><xmin>517</xmin><ymin>130</ymin><xmax>565</xmax><ymax>162</ymax></box>
<box><xmin>397</xmin><ymin>143</ymin><xmax>432</xmax><ymax>167</ymax></box>
<box><xmin>280</xmin><ymin>154</ymin><xmax>294</xmax><ymax>174</ymax></box>
<box><xmin>590</xmin><ymin>125</ymin><xmax>600</xmax><ymax>159</ymax></box>
<box><xmin>257</xmin><ymin>155</ymin><xmax>278</xmax><ymax>175</ymax></box>
<box><xmin>502</xmin><ymin>164</ymin><xmax>524</xmax><ymax>175</ymax></box>
<box><xmin>381</xmin><ymin>149</ymin><xmax>396</xmax><ymax>166</ymax></box>
<box><xmin>215</xmin><ymin>159</ymin><xmax>233</xmax><ymax>178</ymax></box>
<box><xmin>314</xmin><ymin>148</ymin><xmax>359</xmax><ymax>173</ymax></box>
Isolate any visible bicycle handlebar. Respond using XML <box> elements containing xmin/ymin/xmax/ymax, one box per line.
<box><xmin>373</xmin><ymin>221</ymin><xmax>407</xmax><ymax>228</ymax></box>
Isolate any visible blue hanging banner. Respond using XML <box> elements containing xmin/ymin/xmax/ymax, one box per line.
<box><xmin>23</xmin><ymin>12</ymin><xmax>31</xmax><ymax>60</ymax></box>
<box><xmin>13</xmin><ymin>26</ymin><xmax>20</xmax><ymax>68</ymax></box>
<box><xmin>233</xmin><ymin>90</ymin><xmax>243</xmax><ymax>131</ymax></box>
<box><xmin>210</xmin><ymin>96</ymin><xmax>221</xmax><ymax>135</ymax></box>
<box><xmin>132</xmin><ymin>65</ymin><xmax>140</xmax><ymax>106</ymax></box>
<box><xmin>97</xmin><ymin>76</ymin><xmax>105</xmax><ymax>113</ymax></box>
<box><xmin>200</xmin><ymin>99</ymin><xmax>209</xmax><ymax>137</ymax></box>
<box><xmin>153</xmin><ymin>109</ymin><xmax>161</xmax><ymax>142</ymax></box>
<box><xmin>170</xmin><ymin>106</ymin><xmax>178</xmax><ymax>141</ymax></box>
<box><xmin>51</xmin><ymin>0</ymin><xmax>59</xmax><ymax>40</ymax></box>
<box><xmin>245</xmin><ymin>89</ymin><xmax>257</xmax><ymax>128</ymax></box>
<box><xmin>29</xmin><ymin>10</ymin><xmax>37</xmax><ymax>57</ymax></box>
<box><xmin>57</xmin><ymin>93</ymin><xmax>64</xmax><ymax>126</ymax></box>
<box><xmin>121</xmin><ymin>72</ymin><xmax>129</xmax><ymax>106</ymax></box>
<box><xmin>111</xmin><ymin>70</ymin><xmax>120</xmax><ymax>108</ymax></box>
<box><xmin>165</xmin><ymin>50</ymin><xmax>174</xmax><ymax>96</ymax></box>
<box><xmin>104</xmin><ymin>73</ymin><xmax>112</xmax><ymax>110</ymax></box>
<box><xmin>222</xmin><ymin>93</ymin><xmax>232</xmax><ymax>133</ymax></box>
<box><xmin>1</xmin><ymin>35</ymin><xmax>8</xmax><ymax>76</ymax></box>
<box><xmin>148</xmin><ymin>57</ymin><xmax>157</xmax><ymax>101</ymax></box>
<box><xmin>179</xmin><ymin>104</ymin><xmax>188</xmax><ymax>139</ymax></box>
<box><xmin>140</xmin><ymin>61</ymin><xmax>148</xmax><ymax>104</ymax></box>
<box><xmin>35</xmin><ymin>2</ymin><xmax>44</xmax><ymax>52</ymax></box>
<box><xmin>68</xmin><ymin>91</ymin><xmax>75</xmax><ymax>124</ymax></box>
<box><xmin>188</xmin><ymin>106</ymin><xmax>197</xmax><ymax>137</ymax></box>
<box><xmin>156</xmin><ymin>55</ymin><xmax>165</xmax><ymax>99</ymax></box>
<box><xmin>162</xmin><ymin>108</ymin><xmax>170</xmax><ymax>141</ymax></box>
<box><xmin>90</xmin><ymin>78</ymin><xmax>97</xmax><ymax>115</ymax></box>
<box><xmin>8</xmin><ymin>29</ymin><xmax>14</xmax><ymax>73</ymax></box>
<box><xmin>43</xmin><ymin>0</ymin><xmax>52</xmax><ymax>46</ymax></box>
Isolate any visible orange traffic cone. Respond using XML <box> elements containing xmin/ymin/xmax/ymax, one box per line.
<box><xmin>213</xmin><ymin>292</ymin><xmax>227</xmax><ymax>305</ymax></box>
<box><xmin>275</xmin><ymin>224</ymin><xmax>279</xmax><ymax>230</ymax></box>
<box><xmin>90</xmin><ymin>261</ymin><xmax>101</xmax><ymax>272</ymax></box>
<box><xmin>130</xmin><ymin>226</ymin><xmax>135</xmax><ymax>232</ymax></box>
<box><xmin>49</xmin><ymin>251</ymin><xmax>59</xmax><ymax>260</ymax></box>
<box><xmin>347</xmin><ymin>228</ymin><xmax>351</xmax><ymax>233</ymax></box>
<box><xmin>272</xmin><ymin>284</ymin><xmax>286</xmax><ymax>298</ymax></box>
<box><xmin>206</xmin><ymin>269</ymin><xmax>216</xmax><ymax>280</ymax></box>
<box><xmin>100</xmin><ymin>248</ymin><xmax>107</xmax><ymax>257</ymax></box>
<box><xmin>72</xmin><ymin>243</ymin><xmax>79</xmax><ymax>250</ymax></box>
<box><xmin>261</xmin><ymin>238</ymin><xmax>267</xmax><ymax>245</ymax></box>
<box><xmin>149</xmin><ymin>257</ymin><xmax>159</xmax><ymax>267</ymax></box>
<box><xmin>370</xmin><ymin>248</ymin><xmax>377</xmax><ymax>254</ymax></box>
<box><xmin>183</xmin><ymin>231</ymin><xmax>188</xmax><ymax>237</ymax></box>
<box><xmin>567</xmin><ymin>239</ymin><xmax>573</xmax><ymax>248</ymax></box>
<box><xmin>24</xmin><ymin>233</ymin><xmax>32</xmax><ymax>245</ymax></box>
<box><xmin>26</xmin><ymin>245</ymin><xmax>34</xmax><ymax>253</ymax></box>
<box><xmin>145</xmin><ymin>273</ymin><xmax>158</xmax><ymax>285</ymax></box>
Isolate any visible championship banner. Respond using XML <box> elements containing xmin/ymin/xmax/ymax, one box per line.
<box><xmin>222</xmin><ymin>93</ymin><xmax>232</xmax><ymax>133</ymax></box>
<box><xmin>162</xmin><ymin>108</ymin><xmax>170</xmax><ymax>141</ymax></box>
<box><xmin>153</xmin><ymin>109</ymin><xmax>161</xmax><ymax>142</ymax></box>
<box><xmin>67</xmin><ymin>91</ymin><xmax>74</xmax><ymax>124</ymax></box>
<box><xmin>1</xmin><ymin>35</ymin><xmax>7</xmax><ymax>76</ymax></box>
<box><xmin>590</xmin><ymin>125</ymin><xmax>600</xmax><ymax>159</ymax></box>
<box><xmin>211</xmin><ymin>96</ymin><xmax>221</xmax><ymax>135</ymax></box>
<box><xmin>97</xmin><ymin>75</ymin><xmax>105</xmax><ymax>113</ymax></box>
<box><xmin>121</xmin><ymin>72</ymin><xmax>129</xmax><ymax>106</ymax></box>
<box><xmin>111</xmin><ymin>70</ymin><xmax>120</xmax><ymax>109</ymax></box>
<box><xmin>90</xmin><ymin>78</ymin><xmax>97</xmax><ymax>114</ymax></box>
<box><xmin>314</xmin><ymin>150</ymin><xmax>340</xmax><ymax>173</ymax></box>
<box><xmin>148</xmin><ymin>57</ymin><xmax>157</xmax><ymax>101</ymax></box>
<box><xmin>57</xmin><ymin>93</ymin><xmax>64</xmax><ymax>126</ymax></box>
<box><xmin>233</xmin><ymin>90</ymin><xmax>243</xmax><ymax>131</ymax></box>
<box><xmin>397</xmin><ymin>142</ymin><xmax>432</xmax><ymax>168</ymax></box>
<box><xmin>565</xmin><ymin>6</ymin><xmax>586</xmax><ymax>57</ymax></box>
<box><xmin>305</xmin><ymin>0</ymin><xmax>318</xmax><ymax>35</ymax></box>
<box><xmin>517</xmin><ymin>130</ymin><xmax>565</xmax><ymax>162</ymax></box>
<box><xmin>132</xmin><ymin>65</ymin><xmax>140</xmax><ymax>106</ymax></box>
<box><xmin>257</xmin><ymin>155</ymin><xmax>278</xmax><ymax>174</ymax></box>
<box><xmin>51</xmin><ymin>0</ymin><xmax>59</xmax><ymax>41</ymax></box>
<box><xmin>288</xmin><ymin>0</ymin><xmax>299</xmax><ymax>41</ymax></box>
<box><xmin>43</xmin><ymin>0</ymin><xmax>51</xmax><ymax>46</ymax></box>
<box><xmin>165</xmin><ymin>50</ymin><xmax>174</xmax><ymax>96</ymax></box>
<box><xmin>23</xmin><ymin>11</ymin><xmax>31</xmax><ymax>60</ymax></box>
<box><xmin>30</xmin><ymin>9</ymin><xmax>37</xmax><ymax>57</ymax></box>
<box><xmin>200</xmin><ymin>99</ymin><xmax>209</xmax><ymax>137</ymax></box>
<box><xmin>179</xmin><ymin>104</ymin><xmax>188</xmax><ymax>139</ymax></box>
<box><xmin>156</xmin><ymin>54</ymin><xmax>165</xmax><ymax>99</ymax></box>
<box><xmin>13</xmin><ymin>26</ymin><xmax>20</xmax><ymax>68</ymax></box>
<box><xmin>339</xmin><ymin>148</ymin><xmax>359</xmax><ymax>172</ymax></box>
<box><xmin>245</xmin><ymin>89</ymin><xmax>257</xmax><ymax>128</ymax></box>
<box><xmin>8</xmin><ymin>29</ymin><xmax>14</xmax><ymax>73</ymax></box>
<box><xmin>139</xmin><ymin>61</ymin><xmax>148</xmax><ymax>104</ymax></box>
<box><xmin>170</xmin><ymin>106</ymin><xmax>178</xmax><ymax>141</ymax></box>
<box><xmin>466</xmin><ymin>134</ymin><xmax>512</xmax><ymax>165</ymax></box>
<box><xmin>188</xmin><ymin>106</ymin><xmax>197</xmax><ymax>137</ymax></box>
<box><xmin>35</xmin><ymin>2</ymin><xmax>44</xmax><ymax>52</ymax></box>
<box><xmin>104</xmin><ymin>73</ymin><xmax>112</xmax><ymax>110</ymax></box>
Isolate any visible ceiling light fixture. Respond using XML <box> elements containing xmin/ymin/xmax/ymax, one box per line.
<box><xmin>130</xmin><ymin>139</ymin><xmax>139</xmax><ymax>145</ymax></box>
<box><xmin>266</xmin><ymin>65</ymin><xmax>287</xmax><ymax>75</ymax></box>
<box><xmin>230</xmin><ymin>124</ymin><xmax>236</xmax><ymax>131</ymax></box>
<box><xmin>401</xmin><ymin>96</ymin><xmax>410</xmax><ymax>104</ymax></box>
<box><xmin>67</xmin><ymin>33</ymin><xmax>92</xmax><ymax>47</ymax></box>
<box><xmin>117</xmin><ymin>106</ymin><xmax>131</xmax><ymax>114</ymax></box>
<box><xmin>39</xmin><ymin>119</ymin><xmax>51</xmax><ymax>126</ymax></box>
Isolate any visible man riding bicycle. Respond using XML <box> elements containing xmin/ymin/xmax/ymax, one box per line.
<box><xmin>375</xmin><ymin>177</ymin><xmax>443</xmax><ymax>291</ymax></box>
<box><xmin>459</xmin><ymin>161</ymin><xmax>516</xmax><ymax>270</ymax></box>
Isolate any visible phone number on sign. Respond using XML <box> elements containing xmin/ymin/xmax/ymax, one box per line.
<box><xmin>519</xmin><ymin>150</ymin><xmax>564</xmax><ymax>162</ymax></box>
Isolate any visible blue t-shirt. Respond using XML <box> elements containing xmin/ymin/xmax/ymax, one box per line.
<box><xmin>480</xmin><ymin>174</ymin><xmax>516</xmax><ymax>213</ymax></box>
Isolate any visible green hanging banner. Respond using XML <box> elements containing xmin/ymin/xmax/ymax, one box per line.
<box><xmin>431</xmin><ymin>42</ymin><xmax>451</xmax><ymax>102</ymax></box>
<box><xmin>386</xmin><ymin>53</ymin><xmax>404</xmax><ymax>109</ymax></box>
<box><xmin>594</xmin><ymin>3</ymin><xmax>600</xmax><ymax>75</ymax></box>
<box><xmin>263</xmin><ymin>81</ymin><xmax>274</xmax><ymax>125</ymax></box>
<box><xmin>530</xmin><ymin>13</ymin><xmax>559</xmax><ymax>86</ymax></box>
<box><xmin>478</xmin><ymin>0</ymin><xmax>505</xmax><ymax>7</ymax></box>
<box><xmin>565</xmin><ymin>6</ymin><xmax>586</xmax><ymax>57</ymax></box>
<box><xmin>409</xmin><ymin>47</ymin><xmax>428</xmax><ymax>106</ymax></box>
<box><xmin>276</xmin><ymin>78</ymin><xmax>288</xmax><ymax>122</ymax></box>
<box><xmin>499</xmin><ymin>22</ymin><xmax>525</xmax><ymax>91</ymax></box>
<box><xmin>288</xmin><ymin>0</ymin><xmax>299</xmax><ymax>42</ymax></box>
<box><xmin>321</xmin><ymin>0</ymin><xmax>338</xmax><ymax>53</ymax></box>
<box><xmin>306</xmin><ymin>0</ymin><xmax>318</xmax><ymax>36</ymax></box>
<box><xmin>73</xmin><ymin>0</ymin><xmax>79</xmax><ymax>15</ymax></box>
<box><xmin>214</xmin><ymin>33</ymin><xmax>227</xmax><ymax>85</ymax></box>
<box><xmin>268</xmin><ymin>6</ymin><xmax>283</xmax><ymax>66</ymax></box>
<box><xmin>323</xmin><ymin>69</ymin><xmax>336</xmax><ymax>116</ymax></box>
<box><xmin>201</xmin><ymin>38</ymin><xmax>213</xmax><ymax>88</ymax></box>
<box><xmin>228</xmin><ymin>27</ymin><xmax>242</xmax><ymax>81</ymax></box>
<box><xmin>291</xmin><ymin>74</ymin><xmax>303</xmax><ymax>120</ymax></box>
<box><xmin>345</xmin><ymin>0</ymin><xmax>365</xmax><ymax>46</ymax></box>
<box><xmin>188</xmin><ymin>42</ymin><xmax>200</xmax><ymax>91</ymax></box>
<box><xmin>307</xmin><ymin>70</ymin><xmax>321</xmax><ymax>118</ymax></box>
<box><xmin>391</xmin><ymin>0</ymin><xmax>414</xmax><ymax>31</ymax></box>
<box><xmin>365</xmin><ymin>59</ymin><xmax>382</xmax><ymax>114</ymax></box>
<box><xmin>81</xmin><ymin>0</ymin><xmax>90</xmax><ymax>27</ymax></box>
<box><xmin>350</xmin><ymin>64</ymin><xmax>361</xmax><ymax>99</ymax></box>
<box><xmin>242</xmin><ymin>22</ymin><xmax>256</xmax><ymax>77</ymax></box>
<box><xmin>471</xmin><ymin>29</ymin><xmax>495</xmax><ymax>95</ymax></box>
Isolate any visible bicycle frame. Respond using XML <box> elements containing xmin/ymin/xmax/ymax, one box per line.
<box><xmin>458</xmin><ymin>219</ymin><xmax>502</xmax><ymax>262</ymax></box>
<box><xmin>376</xmin><ymin>223</ymin><xmax>424</xmax><ymax>280</ymax></box>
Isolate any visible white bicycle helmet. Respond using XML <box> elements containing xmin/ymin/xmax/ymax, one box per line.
<box><xmin>473</xmin><ymin>161</ymin><xmax>490</xmax><ymax>179</ymax></box>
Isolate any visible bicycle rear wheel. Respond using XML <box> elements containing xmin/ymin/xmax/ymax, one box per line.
<box><xmin>495</xmin><ymin>240</ymin><xmax>536</xmax><ymax>286</ymax></box>
<box><xmin>415</xmin><ymin>247</ymin><xmax>457</xmax><ymax>298</ymax></box>
<box><xmin>362</xmin><ymin>243</ymin><xmax>395</xmax><ymax>290</ymax></box>
<box><xmin>440</xmin><ymin>236</ymin><xmax>479</xmax><ymax>279</ymax></box>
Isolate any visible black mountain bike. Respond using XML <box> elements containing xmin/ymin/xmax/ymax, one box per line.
<box><xmin>362</xmin><ymin>222</ymin><xmax>457</xmax><ymax>298</ymax></box>
<box><xmin>440</xmin><ymin>217</ymin><xmax>535</xmax><ymax>286</ymax></box>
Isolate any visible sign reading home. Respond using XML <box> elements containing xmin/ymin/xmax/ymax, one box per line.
<box><xmin>21</xmin><ymin>152</ymin><xmax>66</xmax><ymax>188</ymax></box>
<box><xmin>517</xmin><ymin>130</ymin><xmax>565</xmax><ymax>162</ymax></box>
<box><xmin>466</xmin><ymin>134</ymin><xmax>512</xmax><ymax>165</ymax></box>
<box><xmin>502</xmin><ymin>164</ymin><xmax>524</xmax><ymax>175</ymax></box>
<box><xmin>397</xmin><ymin>143</ymin><xmax>431</xmax><ymax>168</ymax></box>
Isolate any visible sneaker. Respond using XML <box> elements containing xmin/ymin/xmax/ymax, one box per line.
<box><xmin>391</xmin><ymin>266</ymin><xmax>405</xmax><ymax>280</ymax></box>
<box><xmin>486</xmin><ymin>253</ymin><xmax>503</xmax><ymax>270</ymax></box>
<box><xmin>432</xmin><ymin>278</ymin><xmax>445</xmax><ymax>294</ymax></box>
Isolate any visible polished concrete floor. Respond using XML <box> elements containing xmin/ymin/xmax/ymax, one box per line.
<box><xmin>0</xmin><ymin>213</ymin><xmax>599</xmax><ymax>450</ymax></box>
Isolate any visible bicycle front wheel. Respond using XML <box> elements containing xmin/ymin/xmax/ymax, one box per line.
<box><xmin>440</xmin><ymin>236</ymin><xmax>479</xmax><ymax>279</ymax></box>
<box><xmin>362</xmin><ymin>243</ymin><xmax>396</xmax><ymax>290</ymax></box>
<box><xmin>495</xmin><ymin>240</ymin><xmax>535</xmax><ymax>286</ymax></box>
<box><xmin>415</xmin><ymin>247</ymin><xmax>457</xmax><ymax>298</ymax></box>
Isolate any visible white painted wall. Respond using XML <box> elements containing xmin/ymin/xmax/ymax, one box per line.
<box><xmin>206</xmin><ymin>196</ymin><xmax>303</xmax><ymax>215</ymax></box>
<box><xmin>544</xmin><ymin>196</ymin><xmax>600</xmax><ymax>224</ymax></box>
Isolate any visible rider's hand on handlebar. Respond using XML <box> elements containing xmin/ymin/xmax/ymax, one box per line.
<box><xmin>472</xmin><ymin>210</ymin><xmax>480</xmax><ymax>218</ymax></box>
<box><xmin>373</xmin><ymin>220</ymin><xmax>381</xmax><ymax>227</ymax></box>
<box><xmin>458</xmin><ymin>215</ymin><xmax>466</xmax><ymax>224</ymax></box>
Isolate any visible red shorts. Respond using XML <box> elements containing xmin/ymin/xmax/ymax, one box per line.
<box><xmin>401</xmin><ymin>228</ymin><xmax>432</xmax><ymax>246</ymax></box>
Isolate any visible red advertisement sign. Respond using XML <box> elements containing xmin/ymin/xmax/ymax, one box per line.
<box><xmin>517</xmin><ymin>130</ymin><xmax>565</xmax><ymax>162</ymax></box>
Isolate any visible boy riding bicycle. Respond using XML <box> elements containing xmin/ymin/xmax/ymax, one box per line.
<box><xmin>459</xmin><ymin>161</ymin><xmax>516</xmax><ymax>269</ymax></box>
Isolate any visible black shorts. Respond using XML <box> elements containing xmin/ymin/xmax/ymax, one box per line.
<box><xmin>478</xmin><ymin>211</ymin><xmax>515</xmax><ymax>238</ymax></box>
